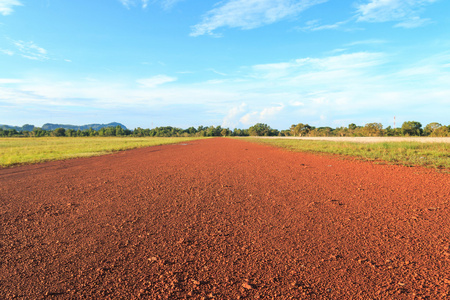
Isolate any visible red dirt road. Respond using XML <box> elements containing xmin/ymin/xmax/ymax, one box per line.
<box><xmin>1</xmin><ymin>138</ymin><xmax>450</xmax><ymax>299</ymax></box>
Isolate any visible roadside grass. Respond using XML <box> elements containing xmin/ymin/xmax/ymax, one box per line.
<box><xmin>0</xmin><ymin>137</ymin><xmax>202</xmax><ymax>168</ymax></box>
<box><xmin>242</xmin><ymin>138</ymin><xmax>450</xmax><ymax>170</ymax></box>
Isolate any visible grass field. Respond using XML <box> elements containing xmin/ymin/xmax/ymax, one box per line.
<box><xmin>0</xmin><ymin>137</ymin><xmax>202</xmax><ymax>168</ymax></box>
<box><xmin>242</xmin><ymin>137</ymin><xmax>450</xmax><ymax>170</ymax></box>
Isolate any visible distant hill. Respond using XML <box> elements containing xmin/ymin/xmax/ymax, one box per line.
<box><xmin>41</xmin><ymin>122</ymin><xmax>127</xmax><ymax>131</ymax></box>
<box><xmin>0</xmin><ymin>124</ymin><xmax>35</xmax><ymax>131</ymax></box>
<box><xmin>1</xmin><ymin>122</ymin><xmax>127</xmax><ymax>131</ymax></box>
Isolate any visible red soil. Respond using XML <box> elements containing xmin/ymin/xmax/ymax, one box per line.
<box><xmin>1</xmin><ymin>138</ymin><xmax>449</xmax><ymax>299</ymax></box>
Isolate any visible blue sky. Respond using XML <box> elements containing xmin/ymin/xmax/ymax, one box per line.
<box><xmin>0</xmin><ymin>0</ymin><xmax>449</xmax><ymax>130</ymax></box>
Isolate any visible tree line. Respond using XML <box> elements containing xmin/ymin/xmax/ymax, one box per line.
<box><xmin>287</xmin><ymin>121</ymin><xmax>450</xmax><ymax>137</ymax></box>
<box><xmin>0</xmin><ymin>121</ymin><xmax>449</xmax><ymax>138</ymax></box>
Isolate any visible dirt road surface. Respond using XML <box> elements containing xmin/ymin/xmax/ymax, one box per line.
<box><xmin>1</xmin><ymin>138</ymin><xmax>449</xmax><ymax>299</ymax></box>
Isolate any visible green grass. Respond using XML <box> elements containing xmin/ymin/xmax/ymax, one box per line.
<box><xmin>0</xmin><ymin>137</ymin><xmax>203</xmax><ymax>168</ymax></box>
<box><xmin>241</xmin><ymin>138</ymin><xmax>450</xmax><ymax>170</ymax></box>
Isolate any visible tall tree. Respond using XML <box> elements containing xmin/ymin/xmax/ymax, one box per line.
<box><xmin>401</xmin><ymin>121</ymin><xmax>422</xmax><ymax>136</ymax></box>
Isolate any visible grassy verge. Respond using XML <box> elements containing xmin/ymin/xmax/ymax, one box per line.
<box><xmin>241</xmin><ymin>137</ymin><xmax>450</xmax><ymax>170</ymax></box>
<box><xmin>0</xmin><ymin>137</ymin><xmax>203</xmax><ymax>168</ymax></box>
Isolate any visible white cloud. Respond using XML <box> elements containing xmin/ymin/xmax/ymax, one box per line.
<box><xmin>119</xmin><ymin>0</ymin><xmax>182</xmax><ymax>9</ymax></box>
<box><xmin>13</xmin><ymin>40</ymin><xmax>48</xmax><ymax>60</ymax></box>
<box><xmin>0</xmin><ymin>0</ymin><xmax>22</xmax><ymax>15</ymax></box>
<box><xmin>0</xmin><ymin>48</ymin><xmax>14</xmax><ymax>55</ymax></box>
<box><xmin>239</xmin><ymin>104</ymin><xmax>284</xmax><ymax>125</ymax></box>
<box><xmin>290</xmin><ymin>100</ymin><xmax>304</xmax><ymax>106</ymax></box>
<box><xmin>137</xmin><ymin>75</ymin><xmax>177</xmax><ymax>88</ymax></box>
<box><xmin>250</xmin><ymin>52</ymin><xmax>387</xmax><ymax>81</ymax></box>
<box><xmin>2</xmin><ymin>50</ymin><xmax>449</xmax><ymax>129</ymax></box>
<box><xmin>394</xmin><ymin>16</ymin><xmax>431</xmax><ymax>28</ymax></box>
<box><xmin>356</xmin><ymin>0</ymin><xmax>437</xmax><ymax>27</ymax></box>
<box><xmin>161</xmin><ymin>0</ymin><xmax>184</xmax><ymax>10</ymax></box>
<box><xmin>208</xmin><ymin>68</ymin><xmax>227</xmax><ymax>76</ymax></box>
<box><xmin>301</xmin><ymin>19</ymin><xmax>351</xmax><ymax>31</ymax></box>
<box><xmin>345</xmin><ymin>39</ymin><xmax>387</xmax><ymax>46</ymax></box>
<box><xmin>190</xmin><ymin>0</ymin><xmax>327</xmax><ymax>36</ymax></box>
<box><xmin>0</xmin><ymin>78</ymin><xmax>21</xmax><ymax>84</ymax></box>
<box><xmin>119</xmin><ymin>0</ymin><xmax>133</xmax><ymax>8</ymax></box>
<box><xmin>222</xmin><ymin>103</ymin><xmax>248</xmax><ymax>128</ymax></box>
<box><xmin>119</xmin><ymin>0</ymin><xmax>148</xmax><ymax>9</ymax></box>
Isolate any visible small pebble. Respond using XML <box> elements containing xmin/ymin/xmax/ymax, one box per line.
<box><xmin>242</xmin><ymin>282</ymin><xmax>252</xmax><ymax>290</ymax></box>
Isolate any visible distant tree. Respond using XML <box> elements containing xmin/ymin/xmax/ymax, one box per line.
<box><xmin>115</xmin><ymin>125</ymin><xmax>124</xmax><ymax>136</ymax></box>
<box><xmin>280</xmin><ymin>129</ymin><xmax>291</xmax><ymax>136</ymax></box>
<box><xmin>311</xmin><ymin>127</ymin><xmax>333</xmax><ymax>137</ymax></box>
<box><xmin>221</xmin><ymin>128</ymin><xmax>230</xmax><ymax>137</ymax></box>
<box><xmin>334</xmin><ymin>127</ymin><xmax>348</xmax><ymax>137</ymax></box>
<box><xmin>290</xmin><ymin>123</ymin><xmax>312</xmax><ymax>137</ymax></box>
<box><xmin>186</xmin><ymin>127</ymin><xmax>197</xmax><ymax>135</ymax></box>
<box><xmin>401</xmin><ymin>121</ymin><xmax>422</xmax><ymax>136</ymax></box>
<box><xmin>52</xmin><ymin>128</ymin><xmax>66</xmax><ymax>137</ymax></box>
<box><xmin>98</xmin><ymin>127</ymin><xmax>106</xmax><ymax>136</ymax></box>
<box><xmin>88</xmin><ymin>128</ymin><xmax>96</xmax><ymax>136</ymax></box>
<box><xmin>65</xmin><ymin>129</ymin><xmax>76</xmax><ymax>137</ymax></box>
<box><xmin>363</xmin><ymin>123</ymin><xmax>383</xmax><ymax>137</ymax></box>
<box><xmin>423</xmin><ymin>122</ymin><xmax>442</xmax><ymax>136</ymax></box>
<box><xmin>347</xmin><ymin>123</ymin><xmax>364</xmax><ymax>136</ymax></box>
<box><xmin>206</xmin><ymin>126</ymin><xmax>220</xmax><ymax>137</ymax></box>
<box><xmin>348</xmin><ymin>123</ymin><xmax>358</xmax><ymax>131</ymax></box>
<box><xmin>134</xmin><ymin>127</ymin><xmax>144</xmax><ymax>137</ymax></box>
<box><xmin>432</xmin><ymin>125</ymin><xmax>450</xmax><ymax>137</ymax></box>
<box><xmin>248</xmin><ymin>123</ymin><xmax>272</xmax><ymax>136</ymax></box>
<box><xmin>384</xmin><ymin>126</ymin><xmax>395</xmax><ymax>136</ymax></box>
<box><xmin>270</xmin><ymin>128</ymin><xmax>280</xmax><ymax>136</ymax></box>
<box><xmin>232</xmin><ymin>128</ymin><xmax>248</xmax><ymax>136</ymax></box>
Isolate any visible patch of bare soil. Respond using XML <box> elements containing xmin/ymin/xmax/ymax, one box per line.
<box><xmin>1</xmin><ymin>138</ymin><xmax>449</xmax><ymax>299</ymax></box>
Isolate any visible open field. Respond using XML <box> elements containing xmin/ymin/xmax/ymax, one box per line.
<box><xmin>1</xmin><ymin>138</ymin><xmax>449</xmax><ymax>299</ymax></box>
<box><xmin>0</xmin><ymin>137</ymin><xmax>203</xmax><ymax>168</ymax></box>
<box><xmin>243</xmin><ymin>137</ymin><xmax>450</xmax><ymax>170</ymax></box>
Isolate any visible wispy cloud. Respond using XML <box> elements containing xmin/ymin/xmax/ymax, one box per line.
<box><xmin>0</xmin><ymin>48</ymin><xmax>14</xmax><ymax>55</ymax></box>
<box><xmin>161</xmin><ymin>0</ymin><xmax>184</xmax><ymax>10</ymax></box>
<box><xmin>119</xmin><ymin>0</ymin><xmax>133</xmax><ymax>9</ymax></box>
<box><xmin>119</xmin><ymin>0</ymin><xmax>148</xmax><ymax>9</ymax></box>
<box><xmin>0</xmin><ymin>78</ymin><xmax>22</xmax><ymax>84</ymax></box>
<box><xmin>345</xmin><ymin>39</ymin><xmax>387</xmax><ymax>46</ymax></box>
<box><xmin>250</xmin><ymin>52</ymin><xmax>387</xmax><ymax>81</ymax></box>
<box><xmin>137</xmin><ymin>75</ymin><xmax>177</xmax><ymax>88</ymax></box>
<box><xmin>301</xmin><ymin>19</ymin><xmax>352</xmax><ymax>31</ymax></box>
<box><xmin>356</xmin><ymin>0</ymin><xmax>437</xmax><ymax>28</ymax></box>
<box><xmin>208</xmin><ymin>68</ymin><xmax>227</xmax><ymax>76</ymax></box>
<box><xmin>2</xmin><ymin>50</ymin><xmax>449</xmax><ymax>129</ymax></box>
<box><xmin>119</xmin><ymin>0</ymin><xmax>182</xmax><ymax>10</ymax></box>
<box><xmin>190</xmin><ymin>0</ymin><xmax>328</xmax><ymax>37</ymax></box>
<box><xmin>13</xmin><ymin>40</ymin><xmax>48</xmax><ymax>60</ymax></box>
<box><xmin>0</xmin><ymin>0</ymin><xmax>22</xmax><ymax>16</ymax></box>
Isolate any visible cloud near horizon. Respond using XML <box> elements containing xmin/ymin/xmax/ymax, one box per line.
<box><xmin>1</xmin><ymin>50</ymin><xmax>449</xmax><ymax>129</ymax></box>
<box><xmin>190</xmin><ymin>0</ymin><xmax>327</xmax><ymax>36</ymax></box>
